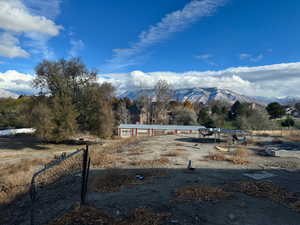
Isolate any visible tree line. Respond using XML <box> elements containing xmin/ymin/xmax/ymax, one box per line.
<box><xmin>0</xmin><ymin>59</ymin><xmax>297</xmax><ymax>142</ymax></box>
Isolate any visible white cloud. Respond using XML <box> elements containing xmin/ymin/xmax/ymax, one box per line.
<box><xmin>0</xmin><ymin>0</ymin><xmax>62</xmax><ymax>59</ymax></box>
<box><xmin>68</xmin><ymin>39</ymin><xmax>85</xmax><ymax>58</ymax></box>
<box><xmin>105</xmin><ymin>0</ymin><xmax>227</xmax><ymax>71</ymax></box>
<box><xmin>195</xmin><ymin>54</ymin><xmax>213</xmax><ymax>59</ymax></box>
<box><xmin>239</xmin><ymin>53</ymin><xmax>263</xmax><ymax>62</ymax></box>
<box><xmin>250</xmin><ymin>54</ymin><xmax>263</xmax><ymax>62</ymax></box>
<box><xmin>3</xmin><ymin>62</ymin><xmax>300</xmax><ymax>98</ymax></box>
<box><xmin>239</xmin><ymin>53</ymin><xmax>251</xmax><ymax>59</ymax></box>
<box><xmin>0</xmin><ymin>0</ymin><xmax>62</xmax><ymax>36</ymax></box>
<box><xmin>0</xmin><ymin>70</ymin><xmax>34</xmax><ymax>93</ymax></box>
<box><xmin>24</xmin><ymin>32</ymin><xmax>55</xmax><ymax>59</ymax></box>
<box><xmin>0</xmin><ymin>32</ymin><xmax>29</xmax><ymax>58</ymax></box>
<box><xmin>97</xmin><ymin>62</ymin><xmax>300</xmax><ymax>98</ymax></box>
<box><xmin>24</xmin><ymin>0</ymin><xmax>62</xmax><ymax>20</ymax></box>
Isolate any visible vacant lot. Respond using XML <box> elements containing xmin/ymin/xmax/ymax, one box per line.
<box><xmin>1</xmin><ymin>133</ymin><xmax>300</xmax><ymax>225</ymax></box>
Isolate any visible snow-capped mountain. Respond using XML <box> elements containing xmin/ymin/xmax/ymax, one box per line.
<box><xmin>254</xmin><ymin>96</ymin><xmax>300</xmax><ymax>105</ymax></box>
<box><xmin>0</xmin><ymin>89</ymin><xmax>19</xmax><ymax>99</ymax></box>
<box><xmin>119</xmin><ymin>87</ymin><xmax>263</xmax><ymax>105</ymax></box>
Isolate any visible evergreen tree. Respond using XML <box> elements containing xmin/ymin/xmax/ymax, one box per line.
<box><xmin>266</xmin><ymin>102</ymin><xmax>286</xmax><ymax>119</ymax></box>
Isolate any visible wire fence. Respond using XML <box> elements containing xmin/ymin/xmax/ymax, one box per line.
<box><xmin>30</xmin><ymin>147</ymin><xmax>90</xmax><ymax>225</ymax></box>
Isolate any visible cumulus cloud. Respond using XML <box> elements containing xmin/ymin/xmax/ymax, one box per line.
<box><xmin>104</xmin><ymin>0</ymin><xmax>227</xmax><ymax>71</ymax></box>
<box><xmin>97</xmin><ymin>62</ymin><xmax>300</xmax><ymax>98</ymax></box>
<box><xmin>0</xmin><ymin>32</ymin><xmax>29</xmax><ymax>58</ymax></box>
<box><xmin>0</xmin><ymin>70</ymin><xmax>34</xmax><ymax>93</ymax></box>
<box><xmin>68</xmin><ymin>39</ymin><xmax>85</xmax><ymax>58</ymax></box>
<box><xmin>2</xmin><ymin>62</ymin><xmax>300</xmax><ymax>98</ymax></box>
<box><xmin>0</xmin><ymin>0</ymin><xmax>62</xmax><ymax>59</ymax></box>
<box><xmin>0</xmin><ymin>0</ymin><xmax>62</xmax><ymax>36</ymax></box>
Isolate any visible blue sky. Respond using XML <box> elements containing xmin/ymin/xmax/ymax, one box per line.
<box><xmin>0</xmin><ymin>0</ymin><xmax>300</xmax><ymax>97</ymax></box>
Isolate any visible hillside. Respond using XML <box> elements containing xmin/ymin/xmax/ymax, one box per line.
<box><xmin>119</xmin><ymin>87</ymin><xmax>263</xmax><ymax>105</ymax></box>
<box><xmin>0</xmin><ymin>90</ymin><xmax>19</xmax><ymax>99</ymax></box>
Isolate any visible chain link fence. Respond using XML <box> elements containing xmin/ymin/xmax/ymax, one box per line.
<box><xmin>30</xmin><ymin>147</ymin><xmax>90</xmax><ymax>225</ymax></box>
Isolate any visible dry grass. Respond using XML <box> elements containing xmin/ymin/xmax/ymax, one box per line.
<box><xmin>125</xmin><ymin>146</ymin><xmax>144</xmax><ymax>156</ymax></box>
<box><xmin>48</xmin><ymin>206</ymin><xmax>170</xmax><ymax>225</ymax></box>
<box><xmin>205</xmin><ymin>152</ymin><xmax>227</xmax><ymax>161</ymax></box>
<box><xmin>225</xmin><ymin>180</ymin><xmax>300</xmax><ymax>213</ymax></box>
<box><xmin>130</xmin><ymin>158</ymin><xmax>170</xmax><ymax>167</ymax></box>
<box><xmin>251</xmin><ymin>130</ymin><xmax>300</xmax><ymax>137</ymax></box>
<box><xmin>161</xmin><ymin>150</ymin><xmax>184</xmax><ymax>157</ymax></box>
<box><xmin>285</xmin><ymin>135</ymin><xmax>300</xmax><ymax>142</ymax></box>
<box><xmin>115</xmin><ymin>208</ymin><xmax>170</xmax><ymax>225</ymax></box>
<box><xmin>231</xmin><ymin>147</ymin><xmax>250</xmax><ymax>157</ymax></box>
<box><xmin>174</xmin><ymin>185</ymin><xmax>232</xmax><ymax>202</ymax></box>
<box><xmin>205</xmin><ymin>151</ymin><xmax>249</xmax><ymax>165</ymax></box>
<box><xmin>90</xmin><ymin>169</ymin><xmax>167</xmax><ymax>193</ymax></box>
<box><xmin>226</xmin><ymin>156</ymin><xmax>249</xmax><ymax>165</ymax></box>
<box><xmin>246</xmin><ymin>138</ymin><xmax>262</xmax><ymax>146</ymax></box>
<box><xmin>0</xmin><ymin>137</ymin><xmax>142</xmax><ymax>205</ymax></box>
<box><xmin>90</xmin><ymin>137</ymin><xmax>143</xmax><ymax>168</ymax></box>
<box><xmin>226</xmin><ymin>181</ymin><xmax>289</xmax><ymax>203</ymax></box>
<box><xmin>0</xmin><ymin>158</ymin><xmax>51</xmax><ymax>204</ymax></box>
<box><xmin>90</xmin><ymin>151</ymin><xmax>121</xmax><ymax>168</ymax></box>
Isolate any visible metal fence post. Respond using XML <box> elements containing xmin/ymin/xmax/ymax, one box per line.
<box><xmin>81</xmin><ymin>145</ymin><xmax>89</xmax><ymax>205</ymax></box>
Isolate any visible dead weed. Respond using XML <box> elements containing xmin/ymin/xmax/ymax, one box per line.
<box><xmin>90</xmin><ymin>169</ymin><xmax>167</xmax><ymax>192</ymax></box>
<box><xmin>205</xmin><ymin>151</ymin><xmax>249</xmax><ymax>165</ymax></box>
<box><xmin>48</xmin><ymin>206</ymin><xmax>169</xmax><ymax>225</ymax></box>
<box><xmin>130</xmin><ymin>158</ymin><xmax>170</xmax><ymax>167</ymax></box>
<box><xmin>174</xmin><ymin>185</ymin><xmax>232</xmax><ymax>202</ymax></box>
<box><xmin>226</xmin><ymin>180</ymin><xmax>289</xmax><ymax>203</ymax></box>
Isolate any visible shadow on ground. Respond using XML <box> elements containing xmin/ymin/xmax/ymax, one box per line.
<box><xmin>1</xmin><ymin>167</ymin><xmax>300</xmax><ymax>225</ymax></box>
<box><xmin>0</xmin><ymin>134</ymin><xmax>49</xmax><ymax>151</ymax></box>
<box><xmin>175</xmin><ymin>137</ymin><xmax>225</xmax><ymax>143</ymax></box>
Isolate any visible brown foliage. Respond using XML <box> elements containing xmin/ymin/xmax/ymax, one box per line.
<box><xmin>231</xmin><ymin>147</ymin><xmax>250</xmax><ymax>157</ymax></box>
<box><xmin>48</xmin><ymin>206</ymin><xmax>169</xmax><ymax>225</ymax></box>
<box><xmin>226</xmin><ymin>181</ymin><xmax>289</xmax><ymax>203</ymax></box>
<box><xmin>130</xmin><ymin>158</ymin><xmax>170</xmax><ymax>167</ymax></box>
<box><xmin>205</xmin><ymin>151</ymin><xmax>249</xmax><ymax>165</ymax></box>
<box><xmin>205</xmin><ymin>152</ymin><xmax>226</xmax><ymax>161</ymax></box>
<box><xmin>174</xmin><ymin>185</ymin><xmax>232</xmax><ymax>202</ymax></box>
<box><xmin>0</xmin><ymin>158</ymin><xmax>50</xmax><ymax>204</ymax></box>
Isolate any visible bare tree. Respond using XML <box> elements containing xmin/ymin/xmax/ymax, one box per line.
<box><xmin>153</xmin><ymin>80</ymin><xmax>174</xmax><ymax>124</ymax></box>
<box><xmin>116</xmin><ymin>100</ymin><xmax>130</xmax><ymax>124</ymax></box>
<box><xmin>137</xmin><ymin>95</ymin><xmax>152</xmax><ymax>124</ymax></box>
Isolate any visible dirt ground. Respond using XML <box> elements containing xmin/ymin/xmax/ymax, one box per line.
<box><xmin>1</xmin><ymin>133</ymin><xmax>300</xmax><ymax>225</ymax></box>
<box><xmin>84</xmin><ymin>134</ymin><xmax>300</xmax><ymax>225</ymax></box>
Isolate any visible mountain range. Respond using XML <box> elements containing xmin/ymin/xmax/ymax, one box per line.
<box><xmin>119</xmin><ymin>87</ymin><xmax>263</xmax><ymax>105</ymax></box>
<box><xmin>0</xmin><ymin>90</ymin><xmax>19</xmax><ymax>99</ymax></box>
<box><xmin>1</xmin><ymin>87</ymin><xmax>299</xmax><ymax>105</ymax></box>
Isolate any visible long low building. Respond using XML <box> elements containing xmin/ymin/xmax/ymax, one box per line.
<box><xmin>118</xmin><ymin>124</ymin><xmax>206</xmax><ymax>137</ymax></box>
<box><xmin>117</xmin><ymin>124</ymin><xmax>249</xmax><ymax>137</ymax></box>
